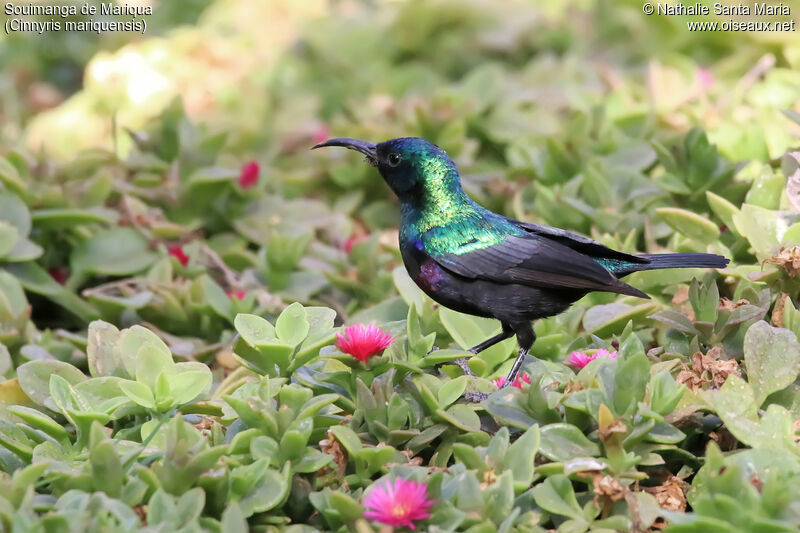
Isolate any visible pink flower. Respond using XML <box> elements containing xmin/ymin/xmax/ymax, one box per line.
<box><xmin>238</xmin><ymin>161</ymin><xmax>260</xmax><ymax>188</ymax></box>
<box><xmin>493</xmin><ymin>372</ymin><xmax>532</xmax><ymax>389</ymax></box>
<box><xmin>227</xmin><ymin>290</ymin><xmax>247</xmax><ymax>300</ymax></box>
<box><xmin>168</xmin><ymin>246</ymin><xmax>189</xmax><ymax>267</ymax></box>
<box><xmin>696</xmin><ymin>68</ymin><xmax>714</xmax><ymax>90</ymax></box>
<box><xmin>363</xmin><ymin>478</ymin><xmax>434</xmax><ymax>530</ymax></box>
<box><xmin>335</xmin><ymin>324</ymin><xmax>394</xmax><ymax>362</ymax></box>
<box><xmin>313</xmin><ymin>125</ymin><xmax>330</xmax><ymax>145</ymax></box>
<box><xmin>48</xmin><ymin>266</ymin><xmax>69</xmax><ymax>285</ymax></box>
<box><xmin>567</xmin><ymin>348</ymin><xmax>618</xmax><ymax>369</ymax></box>
<box><xmin>343</xmin><ymin>235</ymin><xmax>363</xmax><ymax>253</ymax></box>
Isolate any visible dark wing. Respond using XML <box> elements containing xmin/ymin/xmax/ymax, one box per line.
<box><xmin>507</xmin><ymin>219</ymin><xmax>650</xmax><ymax>265</ymax></box>
<box><xmin>431</xmin><ymin>233</ymin><xmax>649</xmax><ymax>298</ymax></box>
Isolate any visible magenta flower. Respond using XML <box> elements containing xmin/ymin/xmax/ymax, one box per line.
<box><xmin>493</xmin><ymin>372</ymin><xmax>532</xmax><ymax>389</ymax></box>
<box><xmin>363</xmin><ymin>478</ymin><xmax>434</xmax><ymax>530</ymax></box>
<box><xmin>48</xmin><ymin>266</ymin><xmax>69</xmax><ymax>285</ymax></box>
<box><xmin>227</xmin><ymin>290</ymin><xmax>247</xmax><ymax>300</ymax></box>
<box><xmin>696</xmin><ymin>67</ymin><xmax>714</xmax><ymax>90</ymax></box>
<box><xmin>168</xmin><ymin>246</ymin><xmax>189</xmax><ymax>267</ymax></box>
<box><xmin>567</xmin><ymin>348</ymin><xmax>618</xmax><ymax>369</ymax></box>
<box><xmin>313</xmin><ymin>125</ymin><xmax>330</xmax><ymax>145</ymax></box>
<box><xmin>343</xmin><ymin>235</ymin><xmax>361</xmax><ymax>254</ymax></box>
<box><xmin>335</xmin><ymin>324</ymin><xmax>394</xmax><ymax>362</ymax></box>
<box><xmin>238</xmin><ymin>161</ymin><xmax>260</xmax><ymax>188</ymax></box>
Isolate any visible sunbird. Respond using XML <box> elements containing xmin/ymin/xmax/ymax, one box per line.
<box><xmin>313</xmin><ymin>137</ymin><xmax>729</xmax><ymax>395</ymax></box>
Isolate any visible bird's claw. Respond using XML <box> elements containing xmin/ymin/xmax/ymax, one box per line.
<box><xmin>462</xmin><ymin>391</ymin><xmax>490</xmax><ymax>402</ymax></box>
<box><xmin>449</xmin><ymin>357</ymin><xmax>476</xmax><ymax>377</ymax></box>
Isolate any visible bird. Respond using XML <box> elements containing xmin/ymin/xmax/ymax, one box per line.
<box><xmin>313</xmin><ymin>137</ymin><xmax>729</xmax><ymax>398</ymax></box>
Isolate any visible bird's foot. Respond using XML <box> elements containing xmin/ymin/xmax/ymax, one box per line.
<box><xmin>462</xmin><ymin>391</ymin><xmax>490</xmax><ymax>402</ymax></box>
<box><xmin>449</xmin><ymin>357</ymin><xmax>477</xmax><ymax>377</ymax></box>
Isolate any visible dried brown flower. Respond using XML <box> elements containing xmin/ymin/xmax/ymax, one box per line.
<box><xmin>676</xmin><ymin>346</ymin><xmax>740</xmax><ymax>391</ymax></box>
<box><xmin>645</xmin><ymin>474</ymin><xmax>688</xmax><ymax>512</ymax></box>
<box><xmin>763</xmin><ymin>245</ymin><xmax>800</xmax><ymax>278</ymax></box>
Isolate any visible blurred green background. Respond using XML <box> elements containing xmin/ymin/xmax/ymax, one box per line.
<box><xmin>4</xmin><ymin>0</ymin><xmax>799</xmax><ymax>162</ymax></box>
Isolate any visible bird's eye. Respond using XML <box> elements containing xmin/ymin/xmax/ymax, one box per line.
<box><xmin>387</xmin><ymin>153</ymin><xmax>402</xmax><ymax>167</ymax></box>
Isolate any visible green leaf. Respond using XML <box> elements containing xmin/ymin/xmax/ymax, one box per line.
<box><xmin>275</xmin><ymin>302</ymin><xmax>310</xmax><ymax>347</ymax></box>
<box><xmin>90</xmin><ymin>423</ymin><xmax>123</xmax><ymax>498</ymax></box>
<box><xmin>0</xmin><ymin>192</ymin><xmax>31</xmax><ymax>237</ymax></box>
<box><xmin>234</xmin><ymin>313</ymin><xmax>277</xmax><ymax>345</ymax></box>
<box><xmin>452</xmin><ymin>442</ymin><xmax>487</xmax><ymax>471</ymax></box>
<box><xmin>176</xmin><ymin>488</ymin><xmax>205</xmax><ymax>525</ymax></box>
<box><xmin>221</xmin><ymin>503</ymin><xmax>248</xmax><ymax>533</ymax></box>
<box><xmin>87</xmin><ymin>320</ymin><xmax>125</xmax><ymax>378</ymax></box>
<box><xmin>147</xmin><ymin>490</ymin><xmax>176</xmax><ymax>525</ymax></box>
<box><xmin>71</xmin><ymin>227</ymin><xmax>157</xmax><ymax>276</ymax></box>
<box><xmin>0</xmin><ymin>271</ymin><xmax>29</xmax><ymax>319</ymax></box>
<box><xmin>328</xmin><ymin>491</ymin><xmax>365</xmax><ymax>523</ymax></box>
<box><xmin>17</xmin><ymin>360</ymin><xmax>86</xmax><ymax>411</ymax></box>
<box><xmin>701</xmin><ymin>375</ymin><xmax>763</xmax><ymax>449</ymax></box>
<box><xmin>656</xmin><ymin>207</ymin><xmax>720</xmax><ymax>244</ymax></box>
<box><xmin>539</xmin><ymin>423</ymin><xmax>600</xmax><ymax>461</ymax></box>
<box><xmin>119</xmin><ymin>325</ymin><xmax>170</xmax><ymax>377</ymax></box>
<box><xmin>706</xmin><ymin>191</ymin><xmax>740</xmax><ymax>233</ymax></box>
<box><xmin>744</xmin><ymin>321</ymin><xmax>800</xmax><ymax>406</ymax></box>
<box><xmin>532</xmin><ymin>474</ymin><xmax>587</xmax><ymax>522</ymax></box>
<box><xmin>649</xmin><ymin>371</ymin><xmax>685</xmax><ymax>416</ymax></box>
<box><xmin>31</xmin><ymin>207</ymin><xmax>119</xmax><ymax>228</ymax></box>
<box><xmin>49</xmin><ymin>374</ymin><xmax>86</xmax><ymax>416</ymax></box>
<box><xmin>437</xmin><ymin>375</ymin><xmax>468</xmax><ymax>408</ymax></box>
<box><xmin>328</xmin><ymin>425</ymin><xmax>363</xmax><ymax>455</ymax></box>
<box><xmin>0</xmin><ymin>222</ymin><xmax>19</xmax><ymax>258</ymax></box>
<box><xmin>236</xmin><ymin>462</ymin><xmax>290</xmax><ymax>517</ymax></box>
<box><xmin>171</xmin><ymin>370</ymin><xmax>212</xmax><ymax>405</ymax></box>
<box><xmin>613</xmin><ymin>352</ymin><xmax>650</xmax><ymax>416</ymax></box>
<box><xmin>119</xmin><ymin>380</ymin><xmax>156</xmax><ymax>409</ymax></box>
<box><xmin>199</xmin><ymin>275</ymin><xmax>233</xmax><ymax>322</ymax></box>
<box><xmin>505</xmin><ymin>425</ymin><xmax>540</xmax><ymax>490</ymax></box>
<box><xmin>650</xmin><ymin>309</ymin><xmax>701</xmax><ymax>336</ymax></box>
<box><xmin>732</xmin><ymin>204</ymin><xmax>783</xmax><ymax>259</ymax></box>
<box><xmin>6</xmin><ymin>405</ymin><xmax>69</xmax><ymax>441</ymax></box>
<box><xmin>437</xmin><ymin>404</ymin><xmax>481</xmax><ymax>432</ymax></box>
<box><xmin>155</xmin><ymin>372</ymin><xmax>171</xmax><ymax>407</ymax></box>
<box><xmin>2</xmin><ymin>262</ymin><xmax>99</xmax><ymax>322</ymax></box>
<box><xmin>135</xmin><ymin>342</ymin><xmax>176</xmax><ymax>390</ymax></box>
<box><xmin>583</xmin><ymin>302</ymin><xmax>658</xmax><ymax>337</ymax></box>
<box><xmin>0</xmin><ymin>157</ymin><xmax>26</xmax><ymax>195</ymax></box>
<box><xmin>0</xmin><ymin>421</ymin><xmax>34</xmax><ymax>462</ymax></box>
<box><xmin>187</xmin><ymin>166</ymin><xmax>238</xmax><ymax>186</ymax></box>
<box><xmin>689</xmin><ymin>277</ymin><xmax>718</xmax><ymax>324</ymax></box>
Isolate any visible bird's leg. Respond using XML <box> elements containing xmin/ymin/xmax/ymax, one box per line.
<box><xmin>467</xmin><ymin>328</ymin><xmax>514</xmax><ymax>353</ymax></box>
<box><xmin>467</xmin><ymin>327</ymin><xmax>514</xmax><ymax>354</ymax></box>
<box><xmin>499</xmin><ymin>347</ymin><xmax>529</xmax><ymax>388</ymax></box>
<box><xmin>498</xmin><ymin>323</ymin><xmax>536</xmax><ymax>389</ymax></box>
<box><xmin>462</xmin><ymin>324</ymin><xmax>535</xmax><ymax>402</ymax></box>
<box><xmin>447</xmin><ymin>325</ymin><xmax>513</xmax><ymax>377</ymax></box>
<box><xmin>464</xmin><ymin>347</ymin><xmax>532</xmax><ymax>401</ymax></box>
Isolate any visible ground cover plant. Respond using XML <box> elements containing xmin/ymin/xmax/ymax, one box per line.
<box><xmin>2</xmin><ymin>0</ymin><xmax>800</xmax><ymax>531</ymax></box>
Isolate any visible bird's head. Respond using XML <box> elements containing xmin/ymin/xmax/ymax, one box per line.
<box><xmin>312</xmin><ymin>137</ymin><xmax>460</xmax><ymax>202</ymax></box>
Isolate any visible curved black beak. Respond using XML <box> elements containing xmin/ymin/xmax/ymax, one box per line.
<box><xmin>312</xmin><ymin>137</ymin><xmax>377</xmax><ymax>166</ymax></box>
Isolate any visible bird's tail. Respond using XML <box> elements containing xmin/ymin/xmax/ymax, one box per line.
<box><xmin>615</xmin><ymin>253</ymin><xmax>729</xmax><ymax>277</ymax></box>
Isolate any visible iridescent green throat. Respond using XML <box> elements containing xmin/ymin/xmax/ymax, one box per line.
<box><xmin>400</xmin><ymin>152</ymin><xmax>524</xmax><ymax>257</ymax></box>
